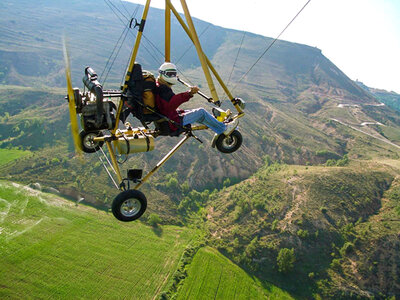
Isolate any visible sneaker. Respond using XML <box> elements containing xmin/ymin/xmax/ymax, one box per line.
<box><xmin>224</xmin><ymin>109</ymin><xmax>232</xmax><ymax>122</ymax></box>
<box><xmin>223</xmin><ymin>119</ymin><xmax>238</xmax><ymax>136</ymax></box>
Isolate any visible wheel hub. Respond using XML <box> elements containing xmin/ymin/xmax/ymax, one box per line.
<box><xmin>120</xmin><ymin>198</ymin><xmax>141</xmax><ymax>217</ymax></box>
<box><xmin>83</xmin><ymin>133</ymin><xmax>98</xmax><ymax>149</ymax></box>
<box><xmin>222</xmin><ymin>135</ymin><xmax>237</xmax><ymax>149</ymax></box>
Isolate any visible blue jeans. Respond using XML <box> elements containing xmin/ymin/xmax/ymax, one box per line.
<box><xmin>182</xmin><ymin>108</ymin><xmax>226</xmax><ymax>134</ymax></box>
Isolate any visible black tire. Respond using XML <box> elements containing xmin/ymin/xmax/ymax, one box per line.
<box><xmin>79</xmin><ymin>130</ymin><xmax>104</xmax><ymax>153</ymax></box>
<box><xmin>215</xmin><ymin>130</ymin><xmax>243</xmax><ymax>153</ymax></box>
<box><xmin>112</xmin><ymin>190</ymin><xmax>147</xmax><ymax>222</ymax></box>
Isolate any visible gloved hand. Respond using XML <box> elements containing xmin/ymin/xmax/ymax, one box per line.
<box><xmin>189</xmin><ymin>86</ymin><xmax>200</xmax><ymax>95</ymax></box>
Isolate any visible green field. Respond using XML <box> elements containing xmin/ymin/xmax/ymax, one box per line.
<box><xmin>177</xmin><ymin>247</ymin><xmax>293</xmax><ymax>300</ymax></box>
<box><xmin>0</xmin><ymin>181</ymin><xmax>194</xmax><ymax>299</ymax></box>
<box><xmin>0</xmin><ymin>148</ymin><xmax>31</xmax><ymax>167</ymax></box>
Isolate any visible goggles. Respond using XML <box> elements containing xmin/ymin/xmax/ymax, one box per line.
<box><xmin>160</xmin><ymin>70</ymin><xmax>177</xmax><ymax>78</ymax></box>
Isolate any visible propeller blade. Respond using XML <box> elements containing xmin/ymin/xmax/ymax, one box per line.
<box><xmin>62</xmin><ymin>37</ymin><xmax>82</xmax><ymax>155</ymax></box>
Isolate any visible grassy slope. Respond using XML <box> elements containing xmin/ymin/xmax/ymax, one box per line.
<box><xmin>0</xmin><ymin>148</ymin><xmax>31</xmax><ymax>166</ymax></box>
<box><xmin>0</xmin><ymin>181</ymin><xmax>194</xmax><ymax>299</ymax></box>
<box><xmin>177</xmin><ymin>247</ymin><xmax>292</xmax><ymax>300</ymax></box>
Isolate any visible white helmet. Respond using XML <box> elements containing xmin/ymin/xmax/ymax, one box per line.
<box><xmin>158</xmin><ymin>62</ymin><xmax>178</xmax><ymax>85</ymax></box>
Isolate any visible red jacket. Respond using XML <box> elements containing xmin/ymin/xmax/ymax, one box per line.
<box><xmin>155</xmin><ymin>82</ymin><xmax>193</xmax><ymax>131</ymax></box>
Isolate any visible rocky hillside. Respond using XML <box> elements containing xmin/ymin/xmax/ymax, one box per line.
<box><xmin>206</xmin><ymin>160</ymin><xmax>400</xmax><ymax>298</ymax></box>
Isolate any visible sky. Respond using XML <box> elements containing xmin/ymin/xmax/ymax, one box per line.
<box><xmin>125</xmin><ymin>0</ymin><xmax>400</xmax><ymax>93</ymax></box>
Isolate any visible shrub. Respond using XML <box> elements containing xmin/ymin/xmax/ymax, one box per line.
<box><xmin>166</xmin><ymin>177</ymin><xmax>179</xmax><ymax>190</ymax></box>
<box><xmin>336</xmin><ymin>154</ymin><xmax>349</xmax><ymax>166</ymax></box>
<box><xmin>147</xmin><ymin>213</ymin><xmax>162</xmax><ymax>227</ymax></box>
<box><xmin>262</xmin><ymin>154</ymin><xmax>272</xmax><ymax>166</ymax></box>
<box><xmin>330</xmin><ymin>258</ymin><xmax>342</xmax><ymax>271</ymax></box>
<box><xmin>271</xmin><ymin>219</ymin><xmax>279</xmax><ymax>231</ymax></box>
<box><xmin>180</xmin><ymin>181</ymin><xmax>190</xmax><ymax>194</ymax></box>
<box><xmin>297</xmin><ymin>229</ymin><xmax>309</xmax><ymax>239</ymax></box>
<box><xmin>245</xmin><ymin>237</ymin><xmax>259</xmax><ymax>257</ymax></box>
<box><xmin>340</xmin><ymin>242</ymin><xmax>354</xmax><ymax>256</ymax></box>
<box><xmin>325</xmin><ymin>159</ymin><xmax>337</xmax><ymax>166</ymax></box>
<box><xmin>277</xmin><ymin>248</ymin><xmax>295</xmax><ymax>273</ymax></box>
<box><xmin>232</xmin><ymin>205</ymin><xmax>243</xmax><ymax>221</ymax></box>
<box><xmin>315</xmin><ymin>150</ymin><xmax>340</xmax><ymax>160</ymax></box>
<box><xmin>223</xmin><ymin>178</ymin><xmax>231</xmax><ymax>188</ymax></box>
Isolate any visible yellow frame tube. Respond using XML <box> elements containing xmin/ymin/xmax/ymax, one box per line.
<box><xmin>105</xmin><ymin>141</ymin><xmax>123</xmax><ymax>187</ymax></box>
<box><xmin>179</xmin><ymin>0</ymin><xmax>218</xmax><ymax>102</ymax></box>
<box><xmin>167</xmin><ymin>1</ymin><xmax>244</xmax><ymax>115</ymax></box>
<box><xmin>113</xmin><ymin>0</ymin><xmax>152</xmax><ymax>134</ymax></box>
<box><xmin>165</xmin><ymin>1</ymin><xmax>171</xmax><ymax>62</ymax></box>
<box><xmin>122</xmin><ymin>0</ymin><xmax>152</xmax><ymax>93</ymax></box>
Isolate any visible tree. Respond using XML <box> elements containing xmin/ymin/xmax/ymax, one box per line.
<box><xmin>245</xmin><ymin>237</ymin><xmax>259</xmax><ymax>257</ymax></box>
<box><xmin>277</xmin><ymin>248</ymin><xmax>295</xmax><ymax>273</ymax></box>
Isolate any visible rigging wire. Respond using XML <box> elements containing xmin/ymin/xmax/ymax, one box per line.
<box><xmin>102</xmin><ymin>27</ymin><xmax>131</xmax><ymax>85</ymax></box>
<box><xmin>108</xmin><ymin>3</ymin><xmax>198</xmax><ymax>88</ymax></box>
<box><xmin>104</xmin><ymin>0</ymin><xmax>220</xmax><ymax>95</ymax></box>
<box><xmin>141</xmin><ymin>34</ymin><xmax>164</xmax><ymax>63</ymax></box>
<box><xmin>231</xmin><ymin>0</ymin><xmax>312</xmax><ymax>93</ymax></box>
<box><xmin>226</xmin><ymin>30</ymin><xmax>246</xmax><ymax>89</ymax></box>
<box><xmin>98</xmin><ymin>145</ymin><xmax>118</xmax><ymax>175</ymax></box>
<box><xmin>118</xmin><ymin>0</ymin><xmax>131</xmax><ymax>17</ymax></box>
<box><xmin>176</xmin><ymin>23</ymin><xmax>211</xmax><ymax>64</ymax></box>
<box><xmin>104</xmin><ymin>0</ymin><xmax>208</xmax><ymax>85</ymax></box>
<box><xmin>102</xmin><ymin>0</ymin><xmax>162</xmax><ymax>87</ymax></box>
<box><xmin>104</xmin><ymin>0</ymin><xmax>163</xmax><ymax>64</ymax></box>
<box><xmin>103</xmin><ymin>0</ymin><xmax>312</xmax><ymax>103</ymax></box>
<box><xmin>104</xmin><ymin>0</ymin><xmax>129</xmax><ymax>23</ymax></box>
<box><xmin>119</xmin><ymin>35</ymin><xmax>163</xmax><ymax>88</ymax></box>
<box><xmin>106</xmin><ymin>1</ymin><xmax>142</xmax><ymax>83</ymax></box>
<box><xmin>94</xmin><ymin>143</ymin><xmax>119</xmax><ymax>189</ymax></box>
<box><xmin>100</xmin><ymin>23</ymin><xmax>130</xmax><ymax>83</ymax></box>
<box><xmin>101</xmin><ymin>0</ymin><xmax>140</xmax><ymax>85</ymax></box>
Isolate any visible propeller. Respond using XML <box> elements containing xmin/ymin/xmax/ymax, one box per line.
<box><xmin>62</xmin><ymin>37</ymin><xmax>82</xmax><ymax>155</ymax></box>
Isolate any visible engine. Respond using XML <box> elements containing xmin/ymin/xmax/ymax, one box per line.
<box><xmin>73</xmin><ymin>67</ymin><xmax>117</xmax><ymax>132</ymax></box>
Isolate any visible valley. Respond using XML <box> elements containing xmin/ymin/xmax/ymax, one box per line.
<box><xmin>0</xmin><ymin>0</ymin><xmax>399</xmax><ymax>298</ymax></box>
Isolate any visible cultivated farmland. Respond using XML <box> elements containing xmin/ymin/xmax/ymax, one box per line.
<box><xmin>0</xmin><ymin>148</ymin><xmax>31</xmax><ymax>167</ymax></box>
<box><xmin>177</xmin><ymin>247</ymin><xmax>293</xmax><ymax>300</ymax></box>
<box><xmin>0</xmin><ymin>181</ymin><xmax>194</xmax><ymax>299</ymax></box>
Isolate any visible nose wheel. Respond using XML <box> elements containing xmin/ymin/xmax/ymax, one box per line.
<box><xmin>215</xmin><ymin>130</ymin><xmax>242</xmax><ymax>153</ymax></box>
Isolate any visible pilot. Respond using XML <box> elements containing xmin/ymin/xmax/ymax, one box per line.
<box><xmin>155</xmin><ymin>62</ymin><xmax>238</xmax><ymax>135</ymax></box>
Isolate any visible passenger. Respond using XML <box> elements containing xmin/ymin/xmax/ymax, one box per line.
<box><xmin>155</xmin><ymin>62</ymin><xmax>238</xmax><ymax>135</ymax></box>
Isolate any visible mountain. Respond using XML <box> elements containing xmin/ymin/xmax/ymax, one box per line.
<box><xmin>0</xmin><ymin>0</ymin><xmax>400</xmax><ymax>298</ymax></box>
<box><xmin>356</xmin><ymin>80</ymin><xmax>400</xmax><ymax>112</ymax></box>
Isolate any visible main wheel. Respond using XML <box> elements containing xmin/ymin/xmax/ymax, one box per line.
<box><xmin>112</xmin><ymin>190</ymin><xmax>147</xmax><ymax>222</ymax></box>
<box><xmin>79</xmin><ymin>130</ymin><xmax>104</xmax><ymax>153</ymax></box>
<box><xmin>215</xmin><ymin>130</ymin><xmax>243</xmax><ymax>153</ymax></box>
